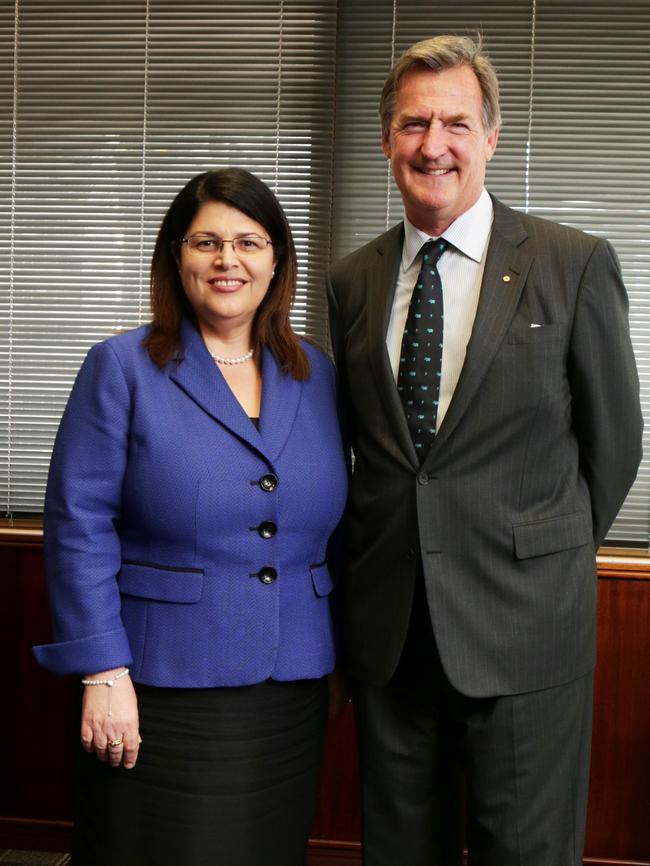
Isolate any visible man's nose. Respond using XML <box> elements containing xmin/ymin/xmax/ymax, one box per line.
<box><xmin>420</xmin><ymin>122</ymin><xmax>446</xmax><ymax>160</ymax></box>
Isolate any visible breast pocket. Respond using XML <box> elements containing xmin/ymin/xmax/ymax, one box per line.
<box><xmin>484</xmin><ymin>322</ymin><xmax>569</xmax><ymax>412</ymax></box>
<box><xmin>506</xmin><ymin>323</ymin><xmax>567</xmax><ymax>344</ymax></box>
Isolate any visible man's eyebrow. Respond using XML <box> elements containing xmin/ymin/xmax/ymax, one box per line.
<box><xmin>394</xmin><ymin>110</ymin><xmax>473</xmax><ymax>126</ymax></box>
<box><xmin>394</xmin><ymin>112</ymin><xmax>430</xmax><ymax>125</ymax></box>
<box><xmin>443</xmin><ymin>112</ymin><xmax>472</xmax><ymax>124</ymax></box>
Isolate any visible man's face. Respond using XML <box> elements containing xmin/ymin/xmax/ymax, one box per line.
<box><xmin>382</xmin><ymin>65</ymin><xmax>499</xmax><ymax>235</ymax></box>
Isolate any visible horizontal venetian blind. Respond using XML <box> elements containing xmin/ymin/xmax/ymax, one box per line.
<box><xmin>332</xmin><ymin>0</ymin><xmax>650</xmax><ymax>548</ymax></box>
<box><xmin>332</xmin><ymin>0</ymin><xmax>534</xmax><ymax>258</ymax></box>
<box><xmin>526</xmin><ymin>0</ymin><xmax>650</xmax><ymax>545</ymax></box>
<box><xmin>0</xmin><ymin>0</ymin><xmax>337</xmax><ymax>516</ymax></box>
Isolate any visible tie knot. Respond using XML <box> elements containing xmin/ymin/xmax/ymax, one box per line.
<box><xmin>420</xmin><ymin>238</ymin><xmax>449</xmax><ymax>266</ymax></box>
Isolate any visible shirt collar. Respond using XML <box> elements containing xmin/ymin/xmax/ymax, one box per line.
<box><xmin>402</xmin><ymin>188</ymin><xmax>494</xmax><ymax>270</ymax></box>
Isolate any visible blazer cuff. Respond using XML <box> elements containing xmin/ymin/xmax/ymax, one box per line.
<box><xmin>32</xmin><ymin>627</ymin><xmax>133</xmax><ymax>676</ymax></box>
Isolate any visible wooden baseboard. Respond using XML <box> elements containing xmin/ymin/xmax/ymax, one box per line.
<box><xmin>305</xmin><ymin>841</ymin><xmax>650</xmax><ymax>866</ymax></box>
<box><xmin>0</xmin><ymin>823</ymin><xmax>362</xmax><ymax>861</ymax></box>
<box><xmin>308</xmin><ymin>839</ymin><xmax>361</xmax><ymax>865</ymax></box>
<box><xmin>304</xmin><ymin>850</ymin><xmax>649</xmax><ymax>866</ymax></box>
<box><xmin>0</xmin><ymin>820</ymin><xmax>647</xmax><ymax>866</ymax></box>
<box><xmin>0</xmin><ymin>824</ymin><xmax>362</xmax><ymax>861</ymax></box>
<box><xmin>584</xmin><ymin>860</ymin><xmax>650</xmax><ymax>866</ymax></box>
<box><xmin>0</xmin><ymin>817</ymin><xmax>72</xmax><ymax>852</ymax></box>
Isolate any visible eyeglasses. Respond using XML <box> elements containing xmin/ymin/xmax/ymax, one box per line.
<box><xmin>180</xmin><ymin>233</ymin><xmax>273</xmax><ymax>255</ymax></box>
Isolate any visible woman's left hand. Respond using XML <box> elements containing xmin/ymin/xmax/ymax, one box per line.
<box><xmin>80</xmin><ymin>668</ymin><xmax>141</xmax><ymax>769</ymax></box>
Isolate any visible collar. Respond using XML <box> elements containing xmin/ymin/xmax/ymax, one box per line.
<box><xmin>402</xmin><ymin>188</ymin><xmax>494</xmax><ymax>269</ymax></box>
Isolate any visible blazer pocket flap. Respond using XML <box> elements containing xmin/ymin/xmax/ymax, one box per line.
<box><xmin>513</xmin><ymin>511</ymin><xmax>593</xmax><ymax>560</ymax></box>
<box><xmin>310</xmin><ymin>561</ymin><xmax>334</xmax><ymax>598</ymax></box>
<box><xmin>118</xmin><ymin>561</ymin><xmax>204</xmax><ymax>603</ymax></box>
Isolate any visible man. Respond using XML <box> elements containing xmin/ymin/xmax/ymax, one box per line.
<box><xmin>327</xmin><ymin>35</ymin><xmax>642</xmax><ymax>866</ymax></box>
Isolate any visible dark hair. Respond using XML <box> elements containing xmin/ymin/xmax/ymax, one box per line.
<box><xmin>144</xmin><ymin>167</ymin><xmax>310</xmax><ymax>380</ymax></box>
<box><xmin>380</xmin><ymin>34</ymin><xmax>501</xmax><ymax>137</ymax></box>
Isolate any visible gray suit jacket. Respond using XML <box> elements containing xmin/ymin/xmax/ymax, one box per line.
<box><xmin>328</xmin><ymin>196</ymin><xmax>642</xmax><ymax>698</ymax></box>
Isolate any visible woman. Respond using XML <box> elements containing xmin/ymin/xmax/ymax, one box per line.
<box><xmin>33</xmin><ymin>168</ymin><xmax>348</xmax><ymax>866</ymax></box>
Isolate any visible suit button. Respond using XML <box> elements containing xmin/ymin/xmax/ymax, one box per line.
<box><xmin>258</xmin><ymin>521</ymin><xmax>277</xmax><ymax>539</ymax></box>
<box><xmin>257</xmin><ymin>566</ymin><xmax>277</xmax><ymax>585</ymax></box>
<box><xmin>259</xmin><ymin>473</ymin><xmax>278</xmax><ymax>492</ymax></box>
<box><xmin>406</xmin><ymin>548</ymin><xmax>416</xmax><ymax>561</ymax></box>
<box><xmin>418</xmin><ymin>473</ymin><xmax>429</xmax><ymax>485</ymax></box>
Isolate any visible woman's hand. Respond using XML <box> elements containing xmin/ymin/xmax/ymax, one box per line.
<box><xmin>80</xmin><ymin>668</ymin><xmax>141</xmax><ymax>769</ymax></box>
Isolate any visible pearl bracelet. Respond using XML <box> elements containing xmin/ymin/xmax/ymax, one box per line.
<box><xmin>81</xmin><ymin>667</ymin><xmax>130</xmax><ymax>687</ymax></box>
<box><xmin>81</xmin><ymin>668</ymin><xmax>130</xmax><ymax>717</ymax></box>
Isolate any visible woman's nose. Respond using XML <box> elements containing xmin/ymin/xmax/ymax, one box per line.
<box><xmin>213</xmin><ymin>240</ymin><xmax>237</xmax><ymax>265</ymax></box>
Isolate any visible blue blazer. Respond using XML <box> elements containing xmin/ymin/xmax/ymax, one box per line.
<box><xmin>33</xmin><ymin>319</ymin><xmax>348</xmax><ymax>687</ymax></box>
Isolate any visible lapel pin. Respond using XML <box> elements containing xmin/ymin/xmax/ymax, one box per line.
<box><xmin>502</xmin><ymin>274</ymin><xmax>511</xmax><ymax>282</ymax></box>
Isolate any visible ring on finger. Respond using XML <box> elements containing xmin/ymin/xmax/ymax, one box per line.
<box><xmin>108</xmin><ymin>738</ymin><xmax>123</xmax><ymax>748</ymax></box>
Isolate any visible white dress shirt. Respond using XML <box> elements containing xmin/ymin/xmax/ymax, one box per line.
<box><xmin>386</xmin><ymin>188</ymin><xmax>494</xmax><ymax>429</ymax></box>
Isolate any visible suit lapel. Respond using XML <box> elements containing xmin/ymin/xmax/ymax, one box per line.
<box><xmin>257</xmin><ymin>344</ymin><xmax>302</xmax><ymax>461</ymax></box>
<box><xmin>366</xmin><ymin>224</ymin><xmax>421</xmax><ymax>469</ymax></box>
<box><xmin>170</xmin><ymin>319</ymin><xmax>299</xmax><ymax>461</ymax></box>
<box><xmin>424</xmin><ymin>200</ymin><xmax>533</xmax><ymax>461</ymax></box>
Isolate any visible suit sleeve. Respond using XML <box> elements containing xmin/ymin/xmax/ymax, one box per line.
<box><xmin>33</xmin><ymin>341</ymin><xmax>134</xmax><ymax>675</ymax></box>
<box><xmin>568</xmin><ymin>238</ymin><xmax>643</xmax><ymax>547</ymax></box>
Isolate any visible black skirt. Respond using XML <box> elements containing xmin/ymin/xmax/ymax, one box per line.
<box><xmin>71</xmin><ymin>678</ymin><xmax>328</xmax><ymax>866</ymax></box>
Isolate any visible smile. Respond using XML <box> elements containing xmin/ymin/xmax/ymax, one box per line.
<box><xmin>209</xmin><ymin>279</ymin><xmax>245</xmax><ymax>288</ymax></box>
<box><xmin>418</xmin><ymin>167</ymin><xmax>453</xmax><ymax>176</ymax></box>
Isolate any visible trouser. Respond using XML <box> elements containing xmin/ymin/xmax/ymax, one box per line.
<box><xmin>355</xmin><ymin>578</ymin><xmax>594</xmax><ymax>866</ymax></box>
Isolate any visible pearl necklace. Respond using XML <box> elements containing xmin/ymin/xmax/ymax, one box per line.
<box><xmin>210</xmin><ymin>348</ymin><xmax>254</xmax><ymax>366</ymax></box>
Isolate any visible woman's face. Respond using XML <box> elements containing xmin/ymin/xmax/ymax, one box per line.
<box><xmin>178</xmin><ymin>200</ymin><xmax>276</xmax><ymax>338</ymax></box>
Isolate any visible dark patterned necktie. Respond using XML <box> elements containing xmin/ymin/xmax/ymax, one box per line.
<box><xmin>397</xmin><ymin>238</ymin><xmax>449</xmax><ymax>455</ymax></box>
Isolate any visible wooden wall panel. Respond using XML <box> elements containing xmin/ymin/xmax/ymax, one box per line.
<box><xmin>1</xmin><ymin>543</ymin><xmax>77</xmax><ymax>827</ymax></box>
<box><xmin>586</xmin><ymin>573</ymin><xmax>650</xmax><ymax>863</ymax></box>
<box><xmin>311</xmin><ymin>704</ymin><xmax>361</xmax><ymax>844</ymax></box>
<box><xmin>1</xmin><ymin>536</ymin><xmax>649</xmax><ymax>864</ymax></box>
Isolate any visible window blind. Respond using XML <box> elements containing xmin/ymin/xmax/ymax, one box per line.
<box><xmin>2</xmin><ymin>0</ymin><xmax>649</xmax><ymax>545</ymax></box>
<box><xmin>0</xmin><ymin>0</ymin><xmax>337</xmax><ymax>516</ymax></box>
<box><xmin>332</xmin><ymin>0</ymin><xmax>650</xmax><ymax>548</ymax></box>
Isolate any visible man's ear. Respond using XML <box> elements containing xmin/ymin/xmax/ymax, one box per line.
<box><xmin>485</xmin><ymin>127</ymin><xmax>500</xmax><ymax>163</ymax></box>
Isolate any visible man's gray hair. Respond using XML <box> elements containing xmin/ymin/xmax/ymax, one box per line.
<box><xmin>379</xmin><ymin>34</ymin><xmax>501</xmax><ymax>136</ymax></box>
